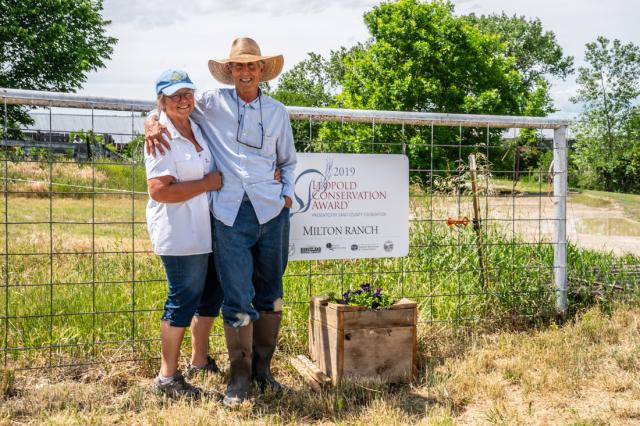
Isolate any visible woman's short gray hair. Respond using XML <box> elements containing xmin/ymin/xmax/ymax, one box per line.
<box><xmin>156</xmin><ymin>94</ymin><xmax>166</xmax><ymax>112</ymax></box>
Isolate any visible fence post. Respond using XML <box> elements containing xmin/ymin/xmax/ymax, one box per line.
<box><xmin>553</xmin><ymin>125</ymin><xmax>568</xmax><ymax>323</ymax></box>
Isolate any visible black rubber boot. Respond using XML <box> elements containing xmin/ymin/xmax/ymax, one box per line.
<box><xmin>252</xmin><ymin>311</ymin><xmax>284</xmax><ymax>392</ymax></box>
<box><xmin>223</xmin><ymin>323</ymin><xmax>252</xmax><ymax>407</ymax></box>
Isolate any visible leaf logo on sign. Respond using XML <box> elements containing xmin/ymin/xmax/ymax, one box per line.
<box><xmin>291</xmin><ymin>159</ymin><xmax>333</xmax><ymax>217</ymax></box>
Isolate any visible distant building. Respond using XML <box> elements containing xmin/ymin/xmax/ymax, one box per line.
<box><xmin>4</xmin><ymin>111</ymin><xmax>147</xmax><ymax>160</ymax></box>
<box><xmin>25</xmin><ymin>111</ymin><xmax>146</xmax><ymax>147</ymax></box>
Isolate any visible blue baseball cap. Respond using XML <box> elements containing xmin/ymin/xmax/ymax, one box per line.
<box><xmin>155</xmin><ymin>69</ymin><xmax>196</xmax><ymax>96</ymax></box>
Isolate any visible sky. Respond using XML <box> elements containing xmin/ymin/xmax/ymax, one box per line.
<box><xmin>80</xmin><ymin>0</ymin><xmax>640</xmax><ymax>119</ymax></box>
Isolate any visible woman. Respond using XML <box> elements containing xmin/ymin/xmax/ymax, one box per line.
<box><xmin>145</xmin><ymin>69</ymin><xmax>223</xmax><ymax>398</ymax></box>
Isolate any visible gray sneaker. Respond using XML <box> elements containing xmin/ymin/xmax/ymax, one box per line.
<box><xmin>186</xmin><ymin>355</ymin><xmax>222</xmax><ymax>378</ymax></box>
<box><xmin>152</xmin><ymin>372</ymin><xmax>202</xmax><ymax>399</ymax></box>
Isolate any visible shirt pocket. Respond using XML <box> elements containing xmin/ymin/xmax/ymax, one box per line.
<box><xmin>174</xmin><ymin>153</ymin><xmax>202</xmax><ymax>182</ymax></box>
<box><xmin>260</xmin><ymin>135</ymin><xmax>277</xmax><ymax>158</ymax></box>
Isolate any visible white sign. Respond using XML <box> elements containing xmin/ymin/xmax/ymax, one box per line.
<box><xmin>288</xmin><ymin>153</ymin><xmax>409</xmax><ymax>261</ymax></box>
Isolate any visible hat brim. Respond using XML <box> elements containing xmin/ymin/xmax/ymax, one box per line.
<box><xmin>208</xmin><ymin>54</ymin><xmax>284</xmax><ymax>85</ymax></box>
<box><xmin>160</xmin><ymin>82</ymin><xmax>196</xmax><ymax>96</ymax></box>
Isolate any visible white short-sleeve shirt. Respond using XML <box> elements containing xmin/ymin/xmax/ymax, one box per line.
<box><xmin>145</xmin><ymin>112</ymin><xmax>215</xmax><ymax>256</ymax></box>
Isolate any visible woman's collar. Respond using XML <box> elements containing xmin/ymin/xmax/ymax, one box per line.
<box><xmin>158</xmin><ymin>111</ymin><xmax>182</xmax><ymax>140</ymax></box>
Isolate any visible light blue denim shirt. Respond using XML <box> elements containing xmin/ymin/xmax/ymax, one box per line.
<box><xmin>190</xmin><ymin>88</ymin><xmax>297</xmax><ymax>226</ymax></box>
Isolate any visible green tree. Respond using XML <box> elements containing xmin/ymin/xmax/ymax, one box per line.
<box><xmin>123</xmin><ymin>134</ymin><xmax>144</xmax><ymax>163</ymax></box>
<box><xmin>325</xmin><ymin>0</ymin><xmax>539</xmax><ymax>173</ymax></box>
<box><xmin>340</xmin><ymin>0</ymin><xmax>527</xmax><ymax>114</ymax></box>
<box><xmin>273</xmin><ymin>46</ymin><xmax>361</xmax><ymax>108</ymax></box>
<box><xmin>276</xmin><ymin>6</ymin><xmax>571</xmax><ymax>115</ymax></box>
<box><xmin>464</xmin><ymin>13</ymin><xmax>573</xmax><ymax>90</ymax></box>
<box><xmin>0</xmin><ymin>0</ymin><xmax>116</xmax><ymax>130</ymax></box>
<box><xmin>273</xmin><ymin>0</ymin><xmax>572</xmax><ymax>176</ymax></box>
<box><xmin>465</xmin><ymin>13</ymin><xmax>573</xmax><ymax>175</ymax></box>
<box><xmin>273</xmin><ymin>53</ymin><xmax>337</xmax><ymax>108</ymax></box>
<box><xmin>462</xmin><ymin>13</ymin><xmax>573</xmax><ymax>180</ymax></box>
<box><xmin>571</xmin><ymin>37</ymin><xmax>640</xmax><ymax>192</ymax></box>
<box><xmin>272</xmin><ymin>48</ymin><xmax>362</xmax><ymax>150</ymax></box>
<box><xmin>271</xmin><ymin>52</ymin><xmax>337</xmax><ymax>151</ymax></box>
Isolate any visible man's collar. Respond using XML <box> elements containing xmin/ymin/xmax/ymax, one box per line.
<box><xmin>233</xmin><ymin>88</ymin><xmax>261</xmax><ymax>109</ymax></box>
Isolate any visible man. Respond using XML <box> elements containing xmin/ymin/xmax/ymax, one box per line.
<box><xmin>145</xmin><ymin>37</ymin><xmax>297</xmax><ymax>406</ymax></box>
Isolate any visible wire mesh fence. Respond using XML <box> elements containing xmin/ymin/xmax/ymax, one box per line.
<box><xmin>0</xmin><ymin>88</ymin><xmax>575</xmax><ymax>370</ymax></box>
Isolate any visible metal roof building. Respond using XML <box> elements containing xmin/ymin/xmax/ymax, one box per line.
<box><xmin>25</xmin><ymin>112</ymin><xmax>146</xmax><ymax>144</ymax></box>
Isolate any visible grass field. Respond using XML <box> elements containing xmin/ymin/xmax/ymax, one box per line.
<box><xmin>0</xmin><ymin>160</ymin><xmax>639</xmax><ymax>423</ymax></box>
<box><xmin>2</xmin><ymin>303</ymin><xmax>640</xmax><ymax>424</ymax></box>
<box><xmin>1</xmin><ymin>193</ymin><xmax>564</xmax><ymax>368</ymax></box>
<box><xmin>0</xmin><ymin>161</ymin><xmax>637</xmax><ymax>369</ymax></box>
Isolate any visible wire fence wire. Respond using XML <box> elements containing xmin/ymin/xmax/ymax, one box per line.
<box><xmin>0</xmin><ymin>88</ymin><xmax>575</xmax><ymax>371</ymax></box>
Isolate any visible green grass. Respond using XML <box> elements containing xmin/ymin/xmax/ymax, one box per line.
<box><xmin>577</xmin><ymin>190</ymin><xmax>640</xmax><ymax>222</ymax></box>
<box><xmin>0</xmin><ymin>194</ymin><xmax>637</xmax><ymax>369</ymax></box>
<box><xmin>0</xmin><ymin>160</ymin><xmax>638</xmax><ymax>369</ymax></box>
<box><xmin>491</xmin><ymin>177</ymin><xmax>551</xmax><ymax>194</ymax></box>
<box><xmin>0</xmin><ymin>160</ymin><xmax>639</xmax><ymax>424</ymax></box>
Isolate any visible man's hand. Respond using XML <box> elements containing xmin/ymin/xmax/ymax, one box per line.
<box><xmin>274</xmin><ymin>168</ymin><xmax>281</xmax><ymax>182</ymax></box>
<box><xmin>144</xmin><ymin>116</ymin><xmax>172</xmax><ymax>156</ymax></box>
<box><xmin>202</xmin><ymin>171</ymin><xmax>223</xmax><ymax>191</ymax></box>
<box><xmin>284</xmin><ymin>195</ymin><xmax>292</xmax><ymax>209</ymax></box>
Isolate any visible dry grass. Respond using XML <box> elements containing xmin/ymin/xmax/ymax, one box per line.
<box><xmin>2</xmin><ymin>304</ymin><xmax>640</xmax><ymax>425</ymax></box>
<box><xmin>5</xmin><ymin>162</ymin><xmax>108</xmax><ymax>193</ymax></box>
<box><xmin>434</xmin><ymin>306</ymin><xmax>640</xmax><ymax>425</ymax></box>
<box><xmin>8</xmin><ymin>161</ymin><xmax>108</xmax><ymax>184</ymax></box>
<box><xmin>2</xmin><ymin>160</ymin><xmax>148</xmax><ymax>196</ymax></box>
<box><xmin>0</xmin><ymin>168</ymin><xmax>638</xmax><ymax>423</ymax></box>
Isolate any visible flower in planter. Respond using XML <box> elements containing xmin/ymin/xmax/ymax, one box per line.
<box><xmin>328</xmin><ymin>283</ymin><xmax>394</xmax><ymax>309</ymax></box>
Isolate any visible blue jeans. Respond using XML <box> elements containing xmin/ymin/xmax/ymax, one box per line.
<box><xmin>160</xmin><ymin>251</ymin><xmax>223</xmax><ymax>327</ymax></box>
<box><xmin>213</xmin><ymin>199</ymin><xmax>290</xmax><ymax>326</ymax></box>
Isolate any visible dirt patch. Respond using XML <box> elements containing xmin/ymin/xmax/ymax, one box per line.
<box><xmin>417</xmin><ymin>192</ymin><xmax>640</xmax><ymax>256</ymax></box>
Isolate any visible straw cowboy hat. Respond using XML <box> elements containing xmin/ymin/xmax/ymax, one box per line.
<box><xmin>208</xmin><ymin>38</ymin><xmax>284</xmax><ymax>85</ymax></box>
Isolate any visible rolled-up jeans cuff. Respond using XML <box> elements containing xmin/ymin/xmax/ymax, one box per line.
<box><xmin>160</xmin><ymin>253</ymin><xmax>209</xmax><ymax>328</ymax></box>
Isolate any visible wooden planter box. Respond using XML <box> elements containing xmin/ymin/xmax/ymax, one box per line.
<box><xmin>308</xmin><ymin>296</ymin><xmax>417</xmax><ymax>385</ymax></box>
